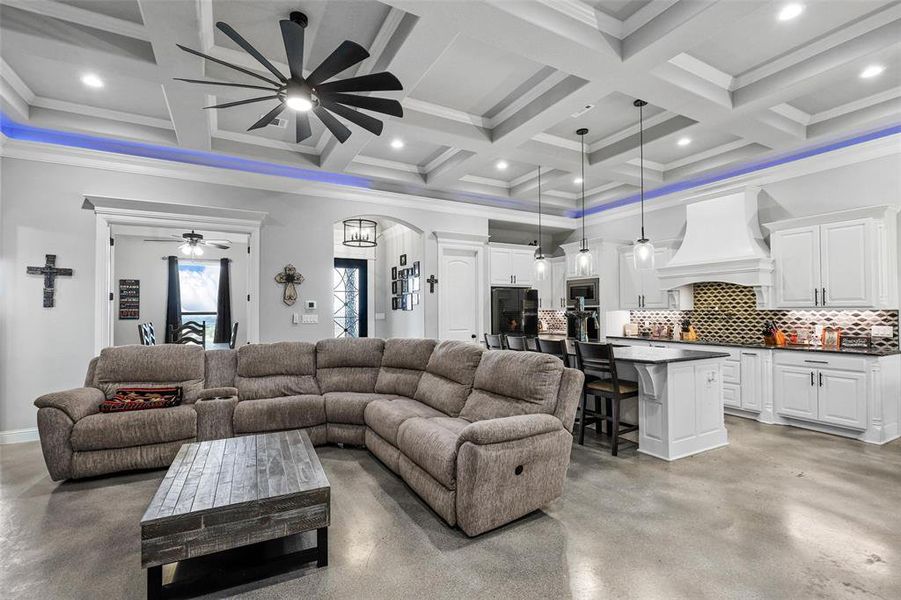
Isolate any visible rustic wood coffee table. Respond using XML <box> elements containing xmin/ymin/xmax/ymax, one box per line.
<box><xmin>141</xmin><ymin>430</ymin><xmax>330</xmax><ymax>599</ymax></box>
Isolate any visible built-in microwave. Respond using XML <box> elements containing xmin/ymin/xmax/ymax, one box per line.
<box><xmin>566</xmin><ymin>277</ymin><xmax>600</xmax><ymax>307</ymax></box>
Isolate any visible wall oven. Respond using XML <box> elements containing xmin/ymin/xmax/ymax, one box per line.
<box><xmin>566</xmin><ymin>278</ymin><xmax>600</xmax><ymax>308</ymax></box>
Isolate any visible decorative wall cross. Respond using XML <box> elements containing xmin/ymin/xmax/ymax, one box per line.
<box><xmin>275</xmin><ymin>264</ymin><xmax>304</xmax><ymax>306</ymax></box>
<box><xmin>26</xmin><ymin>254</ymin><xmax>73</xmax><ymax>308</ymax></box>
<box><xmin>426</xmin><ymin>274</ymin><xmax>438</xmax><ymax>293</ymax></box>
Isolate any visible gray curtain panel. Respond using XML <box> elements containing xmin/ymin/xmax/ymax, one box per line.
<box><xmin>165</xmin><ymin>256</ymin><xmax>181</xmax><ymax>342</ymax></box>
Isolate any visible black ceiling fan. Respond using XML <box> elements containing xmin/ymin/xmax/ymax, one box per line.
<box><xmin>175</xmin><ymin>11</ymin><xmax>403</xmax><ymax>144</ymax></box>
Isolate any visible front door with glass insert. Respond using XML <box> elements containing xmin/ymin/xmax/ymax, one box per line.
<box><xmin>333</xmin><ymin>258</ymin><xmax>368</xmax><ymax>338</ymax></box>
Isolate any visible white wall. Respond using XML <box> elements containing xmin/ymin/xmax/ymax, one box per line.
<box><xmin>374</xmin><ymin>224</ymin><xmax>425</xmax><ymax>338</ymax></box>
<box><xmin>0</xmin><ymin>157</ymin><xmax>487</xmax><ymax>433</ymax></box>
<box><xmin>575</xmin><ymin>155</ymin><xmax>901</xmax><ymax>244</ymax></box>
<box><xmin>112</xmin><ymin>234</ymin><xmax>248</xmax><ymax>346</ymax></box>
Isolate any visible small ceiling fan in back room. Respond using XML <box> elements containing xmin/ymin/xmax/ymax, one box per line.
<box><xmin>144</xmin><ymin>230</ymin><xmax>232</xmax><ymax>258</ymax></box>
<box><xmin>175</xmin><ymin>11</ymin><xmax>404</xmax><ymax>144</ymax></box>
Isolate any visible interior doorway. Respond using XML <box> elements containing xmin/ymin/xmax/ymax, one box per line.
<box><xmin>333</xmin><ymin>258</ymin><xmax>368</xmax><ymax>338</ymax></box>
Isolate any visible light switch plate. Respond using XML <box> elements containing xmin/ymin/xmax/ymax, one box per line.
<box><xmin>871</xmin><ymin>325</ymin><xmax>893</xmax><ymax>338</ymax></box>
<box><xmin>302</xmin><ymin>314</ymin><xmax>318</xmax><ymax>324</ymax></box>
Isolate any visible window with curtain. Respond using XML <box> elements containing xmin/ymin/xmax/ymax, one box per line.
<box><xmin>178</xmin><ymin>261</ymin><xmax>219</xmax><ymax>342</ymax></box>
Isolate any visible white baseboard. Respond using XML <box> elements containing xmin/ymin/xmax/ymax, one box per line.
<box><xmin>0</xmin><ymin>428</ymin><xmax>39</xmax><ymax>444</ymax></box>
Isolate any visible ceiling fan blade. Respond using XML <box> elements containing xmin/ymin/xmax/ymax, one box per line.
<box><xmin>204</xmin><ymin>95</ymin><xmax>281</xmax><ymax>110</ymax></box>
<box><xmin>313</xmin><ymin>106</ymin><xmax>352</xmax><ymax>143</ymax></box>
<box><xmin>316</xmin><ymin>72</ymin><xmax>402</xmax><ymax>94</ymax></box>
<box><xmin>279</xmin><ymin>19</ymin><xmax>305</xmax><ymax>81</ymax></box>
<box><xmin>306</xmin><ymin>41</ymin><xmax>369</xmax><ymax>87</ymax></box>
<box><xmin>323</xmin><ymin>93</ymin><xmax>403</xmax><ymax>117</ymax></box>
<box><xmin>204</xmin><ymin>243</ymin><xmax>231</xmax><ymax>250</ymax></box>
<box><xmin>320</xmin><ymin>100</ymin><xmax>383</xmax><ymax>136</ymax></box>
<box><xmin>203</xmin><ymin>239</ymin><xmax>232</xmax><ymax>245</ymax></box>
<box><xmin>176</xmin><ymin>44</ymin><xmax>281</xmax><ymax>87</ymax></box>
<box><xmin>143</xmin><ymin>239</ymin><xmax>180</xmax><ymax>243</ymax></box>
<box><xmin>217</xmin><ymin>22</ymin><xmax>287</xmax><ymax>83</ymax></box>
<box><xmin>296</xmin><ymin>111</ymin><xmax>312</xmax><ymax>143</ymax></box>
<box><xmin>174</xmin><ymin>78</ymin><xmax>277</xmax><ymax>92</ymax></box>
<box><xmin>248</xmin><ymin>102</ymin><xmax>286</xmax><ymax>131</ymax></box>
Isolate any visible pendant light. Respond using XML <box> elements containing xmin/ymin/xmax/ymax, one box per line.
<box><xmin>533</xmin><ymin>166</ymin><xmax>548</xmax><ymax>281</ymax></box>
<box><xmin>632</xmin><ymin>99</ymin><xmax>655</xmax><ymax>270</ymax></box>
<box><xmin>342</xmin><ymin>218</ymin><xmax>377</xmax><ymax>247</ymax></box>
<box><xmin>575</xmin><ymin>127</ymin><xmax>593</xmax><ymax>276</ymax></box>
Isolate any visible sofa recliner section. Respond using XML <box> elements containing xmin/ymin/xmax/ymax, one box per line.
<box><xmin>34</xmin><ymin>339</ymin><xmax>583</xmax><ymax>537</ymax></box>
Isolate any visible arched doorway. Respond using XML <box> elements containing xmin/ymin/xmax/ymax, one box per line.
<box><xmin>332</xmin><ymin>216</ymin><xmax>425</xmax><ymax>339</ymax></box>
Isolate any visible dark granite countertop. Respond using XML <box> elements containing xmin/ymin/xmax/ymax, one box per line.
<box><xmin>535</xmin><ymin>335</ymin><xmax>730</xmax><ymax>363</ymax></box>
<box><xmin>607</xmin><ymin>335</ymin><xmax>900</xmax><ymax>357</ymax></box>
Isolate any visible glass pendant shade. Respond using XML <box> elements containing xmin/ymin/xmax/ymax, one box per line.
<box><xmin>342</xmin><ymin>218</ymin><xmax>377</xmax><ymax>247</ymax></box>
<box><xmin>576</xmin><ymin>246</ymin><xmax>594</xmax><ymax>276</ymax></box>
<box><xmin>633</xmin><ymin>238</ymin><xmax>655</xmax><ymax>270</ymax></box>
<box><xmin>180</xmin><ymin>243</ymin><xmax>203</xmax><ymax>257</ymax></box>
<box><xmin>533</xmin><ymin>251</ymin><xmax>548</xmax><ymax>281</ymax></box>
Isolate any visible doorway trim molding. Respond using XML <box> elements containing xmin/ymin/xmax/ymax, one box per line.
<box><xmin>84</xmin><ymin>196</ymin><xmax>266</xmax><ymax>353</ymax></box>
<box><xmin>434</xmin><ymin>231</ymin><xmax>489</xmax><ymax>342</ymax></box>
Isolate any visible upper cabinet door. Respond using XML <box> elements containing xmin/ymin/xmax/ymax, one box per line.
<box><xmin>509</xmin><ymin>250</ymin><xmax>534</xmax><ymax>287</ymax></box>
<box><xmin>489</xmin><ymin>248</ymin><xmax>512</xmax><ymax>285</ymax></box>
<box><xmin>773</xmin><ymin>226</ymin><xmax>820</xmax><ymax>307</ymax></box>
<box><xmin>640</xmin><ymin>248</ymin><xmax>672</xmax><ymax>308</ymax></box>
<box><xmin>820</xmin><ymin>219</ymin><xmax>874</xmax><ymax>307</ymax></box>
<box><xmin>618</xmin><ymin>252</ymin><xmax>641</xmax><ymax>309</ymax></box>
<box><xmin>552</xmin><ymin>259</ymin><xmax>568</xmax><ymax>308</ymax></box>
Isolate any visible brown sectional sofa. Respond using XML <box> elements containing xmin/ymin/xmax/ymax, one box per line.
<box><xmin>34</xmin><ymin>338</ymin><xmax>583</xmax><ymax>537</ymax></box>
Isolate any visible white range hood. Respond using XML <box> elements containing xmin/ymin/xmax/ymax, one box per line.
<box><xmin>657</xmin><ymin>188</ymin><xmax>774</xmax><ymax>303</ymax></box>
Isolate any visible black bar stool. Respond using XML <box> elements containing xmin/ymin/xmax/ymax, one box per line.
<box><xmin>484</xmin><ymin>334</ymin><xmax>504</xmax><ymax>349</ymax></box>
<box><xmin>574</xmin><ymin>341</ymin><xmax>639</xmax><ymax>456</ymax></box>
<box><xmin>505</xmin><ymin>335</ymin><xmax>526</xmax><ymax>351</ymax></box>
<box><xmin>537</xmin><ymin>338</ymin><xmax>568</xmax><ymax>364</ymax></box>
<box><xmin>525</xmin><ymin>337</ymin><xmax>538</xmax><ymax>351</ymax></box>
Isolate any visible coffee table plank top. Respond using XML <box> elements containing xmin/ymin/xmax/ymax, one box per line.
<box><xmin>142</xmin><ymin>430</ymin><xmax>328</xmax><ymax>524</ymax></box>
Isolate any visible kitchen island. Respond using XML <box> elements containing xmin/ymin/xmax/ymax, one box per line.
<box><xmin>538</xmin><ymin>336</ymin><xmax>731</xmax><ymax>460</ymax></box>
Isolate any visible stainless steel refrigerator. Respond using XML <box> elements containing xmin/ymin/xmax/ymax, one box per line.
<box><xmin>490</xmin><ymin>288</ymin><xmax>538</xmax><ymax>337</ymax></box>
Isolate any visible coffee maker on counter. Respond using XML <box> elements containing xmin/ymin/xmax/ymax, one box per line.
<box><xmin>566</xmin><ymin>296</ymin><xmax>600</xmax><ymax>342</ymax></box>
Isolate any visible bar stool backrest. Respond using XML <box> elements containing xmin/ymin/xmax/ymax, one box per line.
<box><xmin>484</xmin><ymin>333</ymin><xmax>504</xmax><ymax>350</ymax></box>
<box><xmin>505</xmin><ymin>335</ymin><xmax>526</xmax><ymax>351</ymax></box>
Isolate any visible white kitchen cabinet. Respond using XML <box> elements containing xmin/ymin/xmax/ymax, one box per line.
<box><xmin>817</xmin><ymin>369</ymin><xmax>867</xmax><ymax>430</ymax></box>
<box><xmin>488</xmin><ymin>243</ymin><xmax>534</xmax><ymax>287</ymax></box>
<box><xmin>773</xmin><ymin>364</ymin><xmax>819</xmax><ymax>421</ymax></box>
<box><xmin>766</xmin><ymin>210</ymin><xmax>894</xmax><ymax>309</ymax></box>
<box><xmin>739</xmin><ymin>350</ymin><xmax>763</xmax><ymax>412</ymax></box>
<box><xmin>618</xmin><ymin>247</ymin><xmax>685</xmax><ymax>309</ymax></box>
<box><xmin>772</xmin><ymin>226</ymin><xmax>820</xmax><ymax>307</ymax></box>
<box><xmin>819</xmin><ymin>220</ymin><xmax>872</xmax><ymax>307</ymax></box>
<box><xmin>551</xmin><ymin>257</ymin><xmax>567</xmax><ymax>309</ymax></box>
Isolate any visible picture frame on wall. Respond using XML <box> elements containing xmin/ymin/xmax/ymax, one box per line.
<box><xmin>392</xmin><ymin>297</ymin><xmax>399</xmax><ymax>310</ymax></box>
<box><xmin>401</xmin><ymin>279</ymin><xmax>409</xmax><ymax>293</ymax></box>
<box><xmin>391</xmin><ymin>266</ymin><xmax>397</xmax><ymax>280</ymax></box>
<box><xmin>412</xmin><ymin>293</ymin><xmax>419</xmax><ymax>306</ymax></box>
<box><xmin>404</xmin><ymin>294</ymin><xmax>414</xmax><ymax>311</ymax></box>
<box><xmin>412</xmin><ymin>261</ymin><xmax>420</xmax><ymax>276</ymax></box>
<box><xmin>400</xmin><ymin>254</ymin><xmax>407</xmax><ymax>266</ymax></box>
<box><xmin>412</xmin><ymin>276</ymin><xmax>420</xmax><ymax>292</ymax></box>
<box><xmin>392</xmin><ymin>281</ymin><xmax>398</xmax><ymax>294</ymax></box>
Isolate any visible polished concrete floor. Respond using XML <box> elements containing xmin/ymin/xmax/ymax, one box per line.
<box><xmin>1</xmin><ymin>416</ymin><xmax>899</xmax><ymax>599</ymax></box>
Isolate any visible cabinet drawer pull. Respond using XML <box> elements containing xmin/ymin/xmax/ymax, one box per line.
<box><xmin>810</xmin><ymin>371</ymin><xmax>815</xmax><ymax>386</ymax></box>
<box><xmin>741</xmin><ymin>352</ymin><xmax>756</xmax><ymax>356</ymax></box>
<box><xmin>819</xmin><ymin>372</ymin><xmax>823</xmax><ymax>387</ymax></box>
<box><xmin>822</xmin><ymin>287</ymin><xmax>826</xmax><ymax>306</ymax></box>
<box><xmin>804</xmin><ymin>360</ymin><xmax>828</xmax><ymax>364</ymax></box>
<box><xmin>814</xmin><ymin>288</ymin><xmax>818</xmax><ymax>306</ymax></box>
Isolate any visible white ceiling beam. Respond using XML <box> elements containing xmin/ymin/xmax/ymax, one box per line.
<box><xmin>3</xmin><ymin>0</ymin><xmax>148</xmax><ymax>41</ymax></box>
<box><xmin>137</xmin><ymin>0</ymin><xmax>211</xmax><ymax>151</ymax></box>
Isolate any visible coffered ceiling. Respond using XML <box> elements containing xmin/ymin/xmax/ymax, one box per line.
<box><xmin>1</xmin><ymin>0</ymin><xmax>898</xmax><ymax>216</ymax></box>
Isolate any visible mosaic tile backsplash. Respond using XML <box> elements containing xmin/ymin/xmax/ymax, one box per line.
<box><xmin>629</xmin><ymin>282</ymin><xmax>899</xmax><ymax>352</ymax></box>
<box><xmin>539</xmin><ymin>309</ymin><xmax>568</xmax><ymax>334</ymax></box>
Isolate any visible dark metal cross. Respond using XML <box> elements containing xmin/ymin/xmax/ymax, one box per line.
<box><xmin>26</xmin><ymin>254</ymin><xmax>73</xmax><ymax>308</ymax></box>
<box><xmin>426</xmin><ymin>274</ymin><xmax>438</xmax><ymax>293</ymax></box>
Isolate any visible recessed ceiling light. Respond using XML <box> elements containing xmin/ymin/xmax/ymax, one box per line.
<box><xmin>81</xmin><ymin>73</ymin><xmax>104</xmax><ymax>88</ymax></box>
<box><xmin>496</xmin><ymin>160</ymin><xmax>508</xmax><ymax>170</ymax></box>
<box><xmin>573</xmin><ymin>177</ymin><xmax>583</xmax><ymax>184</ymax></box>
<box><xmin>778</xmin><ymin>3</ymin><xmax>804</xmax><ymax>21</ymax></box>
<box><xmin>860</xmin><ymin>64</ymin><xmax>885</xmax><ymax>79</ymax></box>
<box><xmin>677</xmin><ymin>137</ymin><xmax>692</xmax><ymax>147</ymax></box>
<box><xmin>390</xmin><ymin>138</ymin><xmax>404</xmax><ymax>149</ymax></box>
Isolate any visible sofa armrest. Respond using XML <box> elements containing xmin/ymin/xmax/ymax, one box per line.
<box><xmin>197</xmin><ymin>387</ymin><xmax>239</xmax><ymax>401</ymax></box>
<box><xmin>194</xmin><ymin>396</ymin><xmax>238</xmax><ymax>441</ymax></box>
<box><xmin>34</xmin><ymin>387</ymin><xmax>104</xmax><ymax>422</ymax></box>
<box><xmin>458</xmin><ymin>413</ymin><xmax>563</xmax><ymax>446</ymax></box>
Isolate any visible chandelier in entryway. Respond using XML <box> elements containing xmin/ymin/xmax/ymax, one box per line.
<box><xmin>342</xmin><ymin>218</ymin><xmax>377</xmax><ymax>247</ymax></box>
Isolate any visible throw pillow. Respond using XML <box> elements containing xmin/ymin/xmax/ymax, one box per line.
<box><xmin>99</xmin><ymin>386</ymin><xmax>183</xmax><ymax>413</ymax></box>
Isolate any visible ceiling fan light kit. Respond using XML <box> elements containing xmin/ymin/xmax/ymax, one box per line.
<box><xmin>176</xmin><ymin>11</ymin><xmax>404</xmax><ymax>145</ymax></box>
